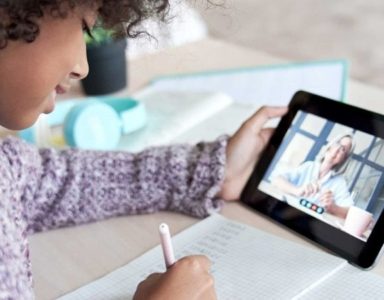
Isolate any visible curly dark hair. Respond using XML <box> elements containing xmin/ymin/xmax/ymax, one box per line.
<box><xmin>0</xmin><ymin>0</ymin><xmax>170</xmax><ymax>49</ymax></box>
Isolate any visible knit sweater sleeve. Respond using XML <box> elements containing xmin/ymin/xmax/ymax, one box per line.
<box><xmin>5</xmin><ymin>136</ymin><xmax>227</xmax><ymax>234</ymax></box>
<box><xmin>0</xmin><ymin>136</ymin><xmax>227</xmax><ymax>298</ymax></box>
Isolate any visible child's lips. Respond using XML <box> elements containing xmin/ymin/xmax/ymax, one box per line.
<box><xmin>55</xmin><ymin>84</ymin><xmax>69</xmax><ymax>94</ymax></box>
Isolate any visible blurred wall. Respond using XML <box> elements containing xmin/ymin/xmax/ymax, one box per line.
<box><xmin>194</xmin><ymin>0</ymin><xmax>384</xmax><ymax>88</ymax></box>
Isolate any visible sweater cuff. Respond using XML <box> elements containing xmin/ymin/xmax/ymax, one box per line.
<box><xmin>185</xmin><ymin>135</ymin><xmax>229</xmax><ymax>218</ymax></box>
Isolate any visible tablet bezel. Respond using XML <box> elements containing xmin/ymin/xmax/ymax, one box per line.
<box><xmin>240</xmin><ymin>91</ymin><xmax>384</xmax><ymax>268</ymax></box>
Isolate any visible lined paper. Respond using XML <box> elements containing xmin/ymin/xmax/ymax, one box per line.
<box><xmin>59</xmin><ymin>215</ymin><xmax>346</xmax><ymax>300</ymax></box>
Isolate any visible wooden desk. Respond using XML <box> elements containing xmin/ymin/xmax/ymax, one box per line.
<box><xmin>29</xmin><ymin>38</ymin><xmax>384</xmax><ymax>300</ymax></box>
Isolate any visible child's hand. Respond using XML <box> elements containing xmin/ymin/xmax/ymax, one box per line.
<box><xmin>219</xmin><ymin>106</ymin><xmax>288</xmax><ymax>201</ymax></box>
<box><xmin>133</xmin><ymin>255</ymin><xmax>216</xmax><ymax>300</ymax></box>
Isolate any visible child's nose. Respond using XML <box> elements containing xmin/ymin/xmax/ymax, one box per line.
<box><xmin>70</xmin><ymin>46</ymin><xmax>89</xmax><ymax>80</ymax></box>
<box><xmin>70</xmin><ymin>60</ymin><xmax>89</xmax><ymax>80</ymax></box>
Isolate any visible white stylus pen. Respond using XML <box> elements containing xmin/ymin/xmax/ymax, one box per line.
<box><xmin>159</xmin><ymin>223</ymin><xmax>176</xmax><ymax>268</ymax></box>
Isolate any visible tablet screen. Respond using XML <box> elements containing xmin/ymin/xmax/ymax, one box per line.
<box><xmin>258</xmin><ymin>110</ymin><xmax>383</xmax><ymax>242</ymax></box>
<box><xmin>241</xmin><ymin>91</ymin><xmax>384</xmax><ymax>268</ymax></box>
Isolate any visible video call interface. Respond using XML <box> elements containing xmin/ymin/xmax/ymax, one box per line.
<box><xmin>258</xmin><ymin>110</ymin><xmax>384</xmax><ymax>242</ymax></box>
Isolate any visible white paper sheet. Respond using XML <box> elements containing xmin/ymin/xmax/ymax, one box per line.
<box><xmin>117</xmin><ymin>90</ymin><xmax>233</xmax><ymax>152</ymax></box>
<box><xmin>148</xmin><ymin>60</ymin><xmax>347</xmax><ymax>105</ymax></box>
<box><xmin>59</xmin><ymin>215</ymin><xmax>348</xmax><ymax>300</ymax></box>
<box><xmin>297</xmin><ymin>263</ymin><xmax>384</xmax><ymax>300</ymax></box>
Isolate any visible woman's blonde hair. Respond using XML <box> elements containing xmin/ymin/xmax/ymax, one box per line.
<box><xmin>316</xmin><ymin>132</ymin><xmax>355</xmax><ymax>175</ymax></box>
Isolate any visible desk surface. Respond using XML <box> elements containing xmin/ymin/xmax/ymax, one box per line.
<box><xmin>29</xmin><ymin>38</ymin><xmax>384</xmax><ymax>300</ymax></box>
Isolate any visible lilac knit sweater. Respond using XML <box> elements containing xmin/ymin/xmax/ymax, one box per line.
<box><xmin>0</xmin><ymin>136</ymin><xmax>227</xmax><ymax>299</ymax></box>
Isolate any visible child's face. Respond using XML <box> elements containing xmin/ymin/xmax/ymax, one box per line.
<box><xmin>0</xmin><ymin>7</ymin><xmax>97</xmax><ymax>130</ymax></box>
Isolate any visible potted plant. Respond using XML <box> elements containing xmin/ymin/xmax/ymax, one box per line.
<box><xmin>82</xmin><ymin>25</ymin><xmax>128</xmax><ymax>95</ymax></box>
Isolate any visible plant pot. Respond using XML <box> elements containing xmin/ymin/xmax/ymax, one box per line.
<box><xmin>81</xmin><ymin>39</ymin><xmax>128</xmax><ymax>95</ymax></box>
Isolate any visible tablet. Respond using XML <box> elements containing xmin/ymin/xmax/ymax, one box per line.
<box><xmin>241</xmin><ymin>91</ymin><xmax>384</xmax><ymax>269</ymax></box>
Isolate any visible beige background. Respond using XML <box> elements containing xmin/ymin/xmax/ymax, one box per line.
<box><xmin>194</xmin><ymin>0</ymin><xmax>384</xmax><ymax>88</ymax></box>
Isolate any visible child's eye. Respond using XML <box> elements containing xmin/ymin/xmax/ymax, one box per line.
<box><xmin>82</xmin><ymin>20</ymin><xmax>93</xmax><ymax>38</ymax></box>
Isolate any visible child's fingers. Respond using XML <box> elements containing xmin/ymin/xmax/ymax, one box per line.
<box><xmin>246</xmin><ymin>106</ymin><xmax>288</xmax><ymax>132</ymax></box>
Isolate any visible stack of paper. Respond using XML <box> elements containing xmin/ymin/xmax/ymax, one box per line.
<box><xmin>119</xmin><ymin>60</ymin><xmax>348</xmax><ymax>151</ymax></box>
<box><xmin>147</xmin><ymin>60</ymin><xmax>348</xmax><ymax>105</ymax></box>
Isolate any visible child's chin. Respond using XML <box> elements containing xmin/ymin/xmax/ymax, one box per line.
<box><xmin>43</xmin><ymin>104</ymin><xmax>55</xmax><ymax>114</ymax></box>
<box><xmin>43</xmin><ymin>98</ymin><xmax>56</xmax><ymax>114</ymax></box>
<box><xmin>43</xmin><ymin>90</ymin><xmax>57</xmax><ymax>114</ymax></box>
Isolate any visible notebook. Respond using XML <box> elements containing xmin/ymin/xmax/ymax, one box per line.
<box><xmin>58</xmin><ymin>214</ymin><xmax>384</xmax><ymax>299</ymax></box>
<box><xmin>117</xmin><ymin>90</ymin><xmax>233</xmax><ymax>152</ymax></box>
<box><xmin>118</xmin><ymin>60</ymin><xmax>347</xmax><ymax>152</ymax></box>
<box><xmin>147</xmin><ymin>59</ymin><xmax>348</xmax><ymax>105</ymax></box>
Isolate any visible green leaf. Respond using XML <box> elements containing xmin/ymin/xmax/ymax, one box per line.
<box><xmin>85</xmin><ymin>26</ymin><xmax>115</xmax><ymax>46</ymax></box>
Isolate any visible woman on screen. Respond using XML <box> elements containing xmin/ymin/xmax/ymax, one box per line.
<box><xmin>272</xmin><ymin>133</ymin><xmax>355</xmax><ymax>219</ymax></box>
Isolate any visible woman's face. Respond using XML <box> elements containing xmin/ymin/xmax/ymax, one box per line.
<box><xmin>323</xmin><ymin>136</ymin><xmax>353</xmax><ymax>169</ymax></box>
<box><xmin>0</xmin><ymin>6</ymin><xmax>97</xmax><ymax>130</ymax></box>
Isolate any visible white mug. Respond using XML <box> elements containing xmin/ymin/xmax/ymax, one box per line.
<box><xmin>343</xmin><ymin>206</ymin><xmax>373</xmax><ymax>238</ymax></box>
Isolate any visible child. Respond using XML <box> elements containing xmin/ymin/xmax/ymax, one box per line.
<box><xmin>0</xmin><ymin>1</ymin><xmax>286</xmax><ymax>299</ymax></box>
